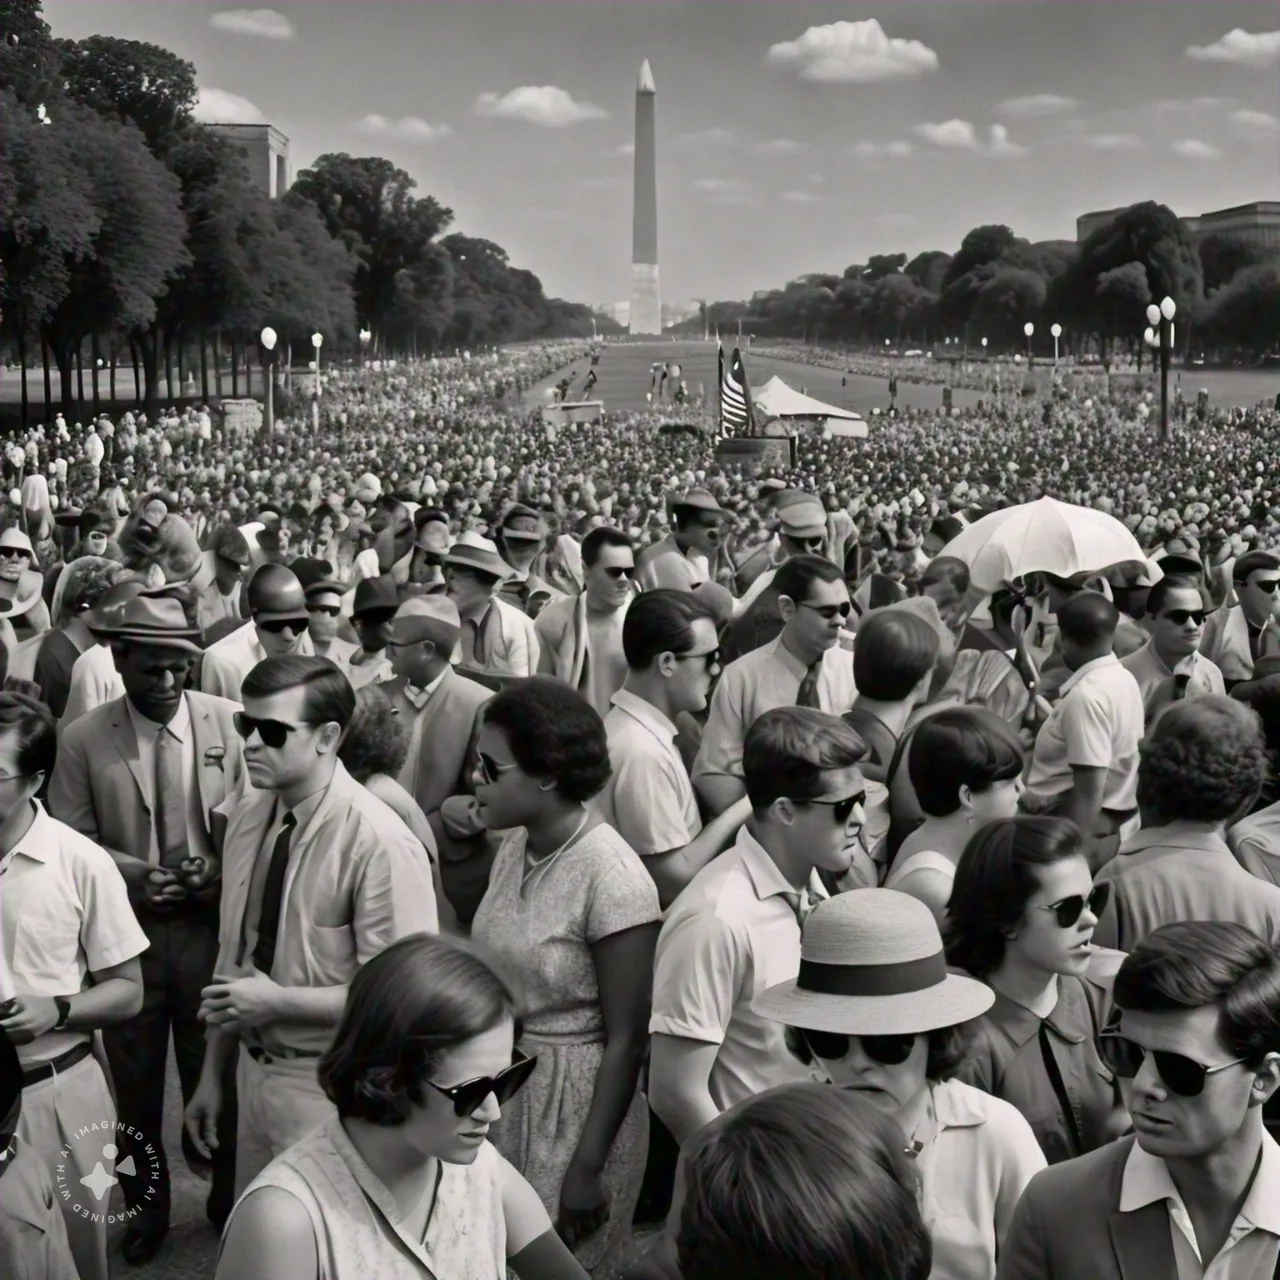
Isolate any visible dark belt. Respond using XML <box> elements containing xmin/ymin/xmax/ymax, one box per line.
<box><xmin>246</xmin><ymin>1044</ymin><xmax>322</xmax><ymax>1066</ymax></box>
<box><xmin>22</xmin><ymin>1041</ymin><xmax>93</xmax><ymax>1087</ymax></box>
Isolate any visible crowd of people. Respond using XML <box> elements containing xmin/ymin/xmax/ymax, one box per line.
<box><xmin>0</xmin><ymin>339</ymin><xmax>1279</xmax><ymax>1280</ymax></box>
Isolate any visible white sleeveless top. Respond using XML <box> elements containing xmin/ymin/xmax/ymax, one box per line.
<box><xmin>234</xmin><ymin>1116</ymin><xmax>506</xmax><ymax>1280</ymax></box>
<box><xmin>884</xmin><ymin>849</ymin><xmax>956</xmax><ymax>893</ymax></box>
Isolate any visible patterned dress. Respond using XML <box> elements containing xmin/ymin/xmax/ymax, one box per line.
<box><xmin>472</xmin><ymin>823</ymin><xmax>662</xmax><ymax>1272</ymax></box>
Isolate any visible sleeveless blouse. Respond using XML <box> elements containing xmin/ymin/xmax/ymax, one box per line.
<box><xmin>232</xmin><ymin>1116</ymin><xmax>506</xmax><ymax>1280</ymax></box>
<box><xmin>884</xmin><ymin>848</ymin><xmax>956</xmax><ymax>892</ymax></box>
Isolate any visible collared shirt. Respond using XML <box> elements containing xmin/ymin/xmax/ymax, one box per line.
<box><xmin>125</xmin><ymin>695</ymin><xmax>214</xmax><ymax>866</ymax></box>
<box><xmin>196</xmin><ymin>578</ymin><xmax>241</xmax><ymax>634</ymax></box>
<box><xmin>1119</xmin><ymin>1129</ymin><xmax>1280</xmax><ymax>1280</ymax></box>
<box><xmin>692</xmin><ymin>636</ymin><xmax>857</xmax><ymax>785</ymax></box>
<box><xmin>1025</xmin><ymin>654</ymin><xmax>1144</xmax><ymax>812</ymax></box>
<box><xmin>650</xmin><ymin>825</ymin><xmax>825</xmax><ymax>1110</ymax></box>
<box><xmin>635</xmin><ymin>535</ymin><xmax>709</xmax><ymax>593</ymax></box>
<box><xmin>403</xmin><ymin>666</ymin><xmax>448</xmax><ymax>710</ymax></box>
<box><xmin>201</xmin><ymin>624</ymin><xmax>314</xmax><ymax>702</ymax></box>
<box><xmin>0</xmin><ymin>802</ymin><xmax>148</xmax><ymax>1067</ymax></box>
<box><xmin>1228</xmin><ymin>798</ymin><xmax>1280</xmax><ymax>887</ymax></box>
<box><xmin>598</xmin><ymin>690</ymin><xmax>703</xmax><ymax>857</ymax></box>
<box><xmin>1121</xmin><ymin>640</ymin><xmax>1225</xmax><ymax>724</ymax></box>
<box><xmin>1094</xmin><ymin>822</ymin><xmax>1280</xmax><ymax>951</ymax></box>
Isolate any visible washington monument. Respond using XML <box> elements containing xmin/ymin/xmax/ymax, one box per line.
<box><xmin>630</xmin><ymin>59</ymin><xmax>660</xmax><ymax>335</ymax></box>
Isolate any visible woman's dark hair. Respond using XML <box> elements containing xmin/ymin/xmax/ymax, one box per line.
<box><xmin>241</xmin><ymin>654</ymin><xmax>356</xmax><ymax>732</ymax></box>
<box><xmin>482</xmin><ymin>675</ymin><xmax>612</xmax><ymax>803</ymax></box>
<box><xmin>622</xmin><ymin>588</ymin><xmax>715</xmax><ymax>669</ymax></box>
<box><xmin>0</xmin><ymin>691</ymin><xmax>57</xmax><ymax>778</ymax></box>
<box><xmin>1136</xmin><ymin>696</ymin><xmax>1266</xmax><ymax>826</ymax></box>
<box><xmin>945</xmin><ymin>816</ymin><xmax>1088</xmax><ymax>978</ymax></box>
<box><xmin>318</xmin><ymin>933</ymin><xmax>520</xmax><ymax>1125</ymax></box>
<box><xmin>677</xmin><ymin>1083</ymin><xmax>931</xmax><ymax>1280</ymax></box>
<box><xmin>853</xmin><ymin>610</ymin><xmax>940</xmax><ymax>702</ymax></box>
<box><xmin>743</xmin><ymin>706</ymin><xmax>866</xmax><ymax>813</ymax></box>
<box><xmin>784</xmin><ymin>1021</ymin><xmax>973</xmax><ymax>1082</ymax></box>
<box><xmin>338</xmin><ymin>685</ymin><xmax>408</xmax><ymax>783</ymax></box>
<box><xmin>908</xmin><ymin>707</ymin><xmax>1025</xmax><ymax>818</ymax></box>
<box><xmin>1115</xmin><ymin>921</ymin><xmax>1280</xmax><ymax>1070</ymax></box>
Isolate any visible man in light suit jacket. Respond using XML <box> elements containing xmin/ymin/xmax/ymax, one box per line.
<box><xmin>48</xmin><ymin>593</ymin><xmax>245</xmax><ymax>1264</ymax></box>
<box><xmin>1201</xmin><ymin>550</ymin><xmax>1280</xmax><ymax>688</ymax></box>
<box><xmin>444</xmin><ymin>533</ymin><xmax>541</xmax><ymax>678</ymax></box>
<box><xmin>998</xmin><ymin>921</ymin><xmax>1280</xmax><ymax>1280</ymax></box>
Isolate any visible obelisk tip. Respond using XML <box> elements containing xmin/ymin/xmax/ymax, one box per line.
<box><xmin>638</xmin><ymin>59</ymin><xmax>655</xmax><ymax>93</ymax></box>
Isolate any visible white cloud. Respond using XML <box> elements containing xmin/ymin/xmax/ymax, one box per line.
<box><xmin>209</xmin><ymin>8</ymin><xmax>294</xmax><ymax>39</ymax></box>
<box><xmin>756</xmin><ymin>138</ymin><xmax>808</xmax><ymax>155</ymax></box>
<box><xmin>608</xmin><ymin>142</ymin><xmax>635</xmax><ymax>157</ymax></box>
<box><xmin>849</xmin><ymin>140</ymin><xmax>914</xmax><ymax>159</ymax></box>
<box><xmin>694</xmin><ymin>178</ymin><xmax>746</xmax><ymax>193</ymax></box>
<box><xmin>1172</xmin><ymin>138</ymin><xmax>1223</xmax><ymax>159</ymax></box>
<box><xmin>1230</xmin><ymin>108</ymin><xmax>1280</xmax><ymax>134</ymax></box>
<box><xmin>193</xmin><ymin>87</ymin><xmax>267</xmax><ymax>124</ymax></box>
<box><xmin>474</xmin><ymin>86</ymin><xmax>608</xmax><ymax>127</ymax></box>
<box><xmin>1186</xmin><ymin>28</ymin><xmax>1280</xmax><ymax>67</ymax></box>
<box><xmin>1088</xmin><ymin>132</ymin><xmax>1144</xmax><ymax>150</ymax></box>
<box><xmin>998</xmin><ymin>93</ymin><xmax>1079</xmax><ymax>117</ymax></box>
<box><xmin>1152</xmin><ymin>95</ymin><xmax>1233</xmax><ymax>112</ymax></box>
<box><xmin>914</xmin><ymin>119</ymin><xmax>982</xmax><ymax>150</ymax></box>
<box><xmin>766</xmin><ymin>19</ymin><xmax>939</xmax><ymax>83</ymax></box>
<box><xmin>988</xmin><ymin>124</ymin><xmax>1029</xmax><ymax>158</ymax></box>
<box><xmin>355</xmin><ymin>115</ymin><xmax>452</xmax><ymax>143</ymax></box>
<box><xmin>780</xmin><ymin>190</ymin><xmax>821</xmax><ymax>204</ymax></box>
<box><xmin>678</xmin><ymin>127</ymin><xmax>734</xmax><ymax>144</ymax></box>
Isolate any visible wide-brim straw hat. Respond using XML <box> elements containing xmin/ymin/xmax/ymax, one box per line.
<box><xmin>753</xmin><ymin>889</ymin><xmax>994</xmax><ymax>1036</ymax></box>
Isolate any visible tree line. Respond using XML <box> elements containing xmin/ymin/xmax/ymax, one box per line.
<box><xmin>684</xmin><ymin>202</ymin><xmax>1280</xmax><ymax>363</ymax></box>
<box><xmin>0</xmin><ymin>0</ymin><xmax>605</xmax><ymax>426</ymax></box>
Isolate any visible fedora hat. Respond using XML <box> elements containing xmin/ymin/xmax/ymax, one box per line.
<box><xmin>499</xmin><ymin>503</ymin><xmax>548</xmax><ymax>543</ymax></box>
<box><xmin>351</xmin><ymin>573</ymin><xmax>400</xmax><ymax>619</ymax></box>
<box><xmin>289</xmin><ymin>557</ymin><xmax>351</xmax><ymax>600</ymax></box>
<box><xmin>753</xmin><ymin>890</ymin><xmax>994</xmax><ymax>1036</ymax></box>
<box><xmin>668</xmin><ymin>488</ymin><xmax>725</xmax><ymax>520</ymax></box>
<box><xmin>443</xmin><ymin>532</ymin><xmax>513</xmax><ymax>582</ymax></box>
<box><xmin>103</xmin><ymin>594</ymin><xmax>203</xmax><ymax>653</ymax></box>
<box><xmin>83</xmin><ymin>578</ymin><xmax>149</xmax><ymax>633</ymax></box>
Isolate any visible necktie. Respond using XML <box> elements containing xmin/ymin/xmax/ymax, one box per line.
<box><xmin>155</xmin><ymin>725</ymin><xmax>189</xmax><ymax>868</ymax></box>
<box><xmin>253</xmin><ymin>812</ymin><xmax>296</xmax><ymax>976</ymax></box>
<box><xmin>795</xmin><ymin>659</ymin><xmax>823</xmax><ymax>709</ymax></box>
<box><xmin>1171</xmin><ymin>672</ymin><xmax>1191</xmax><ymax>701</ymax></box>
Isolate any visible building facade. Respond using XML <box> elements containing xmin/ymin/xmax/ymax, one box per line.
<box><xmin>1076</xmin><ymin>201</ymin><xmax>1280</xmax><ymax>251</ymax></box>
<box><xmin>207</xmin><ymin>123</ymin><xmax>292</xmax><ymax>199</ymax></box>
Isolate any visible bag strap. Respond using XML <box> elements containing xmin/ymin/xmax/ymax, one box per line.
<box><xmin>1038</xmin><ymin>1021</ymin><xmax>1084</xmax><ymax>1159</ymax></box>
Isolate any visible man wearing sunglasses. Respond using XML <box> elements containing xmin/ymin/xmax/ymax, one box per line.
<box><xmin>634</xmin><ymin>488</ymin><xmax>725</xmax><ymax>594</ymax></box>
<box><xmin>289</xmin><ymin>558</ymin><xmax>358</xmax><ymax>667</ymax></box>
<box><xmin>187</xmin><ymin>656</ymin><xmax>438</xmax><ymax>1199</ymax></box>
<box><xmin>200</xmin><ymin>564</ymin><xmax>313</xmax><ymax>702</ymax></box>
<box><xmin>999</xmin><ymin>921</ymin><xmax>1280</xmax><ymax>1280</ymax></box>
<box><xmin>1122</xmin><ymin>575</ymin><xmax>1225</xmax><ymax>725</ymax></box>
<box><xmin>1201</xmin><ymin>550</ymin><xmax>1280</xmax><ymax>689</ymax></box>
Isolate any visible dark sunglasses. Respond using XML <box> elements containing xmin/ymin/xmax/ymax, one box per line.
<box><xmin>800</xmin><ymin>601</ymin><xmax>852</xmax><ymax>620</ymax></box>
<box><xmin>233</xmin><ymin>712</ymin><xmax>308</xmax><ymax>749</ymax></box>
<box><xmin>307</xmin><ymin>604</ymin><xmax>342</xmax><ymax>618</ymax></box>
<box><xmin>1035</xmin><ymin>882</ymin><xmax>1110</xmax><ymax>929</ymax></box>
<box><xmin>1162</xmin><ymin>608</ymin><xmax>1206</xmax><ymax>626</ymax></box>
<box><xmin>802</xmin><ymin>791</ymin><xmax>866</xmax><ymax>825</ymax></box>
<box><xmin>1250</xmin><ymin>578</ymin><xmax>1280</xmax><ymax>595</ymax></box>
<box><xmin>603</xmin><ymin>566</ymin><xmax>635</xmax><ymax>580</ymax></box>
<box><xmin>676</xmin><ymin>648</ymin><xmax>721</xmax><ymax>671</ymax></box>
<box><xmin>803</xmin><ymin>1029</ymin><xmax>918</xmax><ymax>1066</ymax></box>
<box><xmin>0</xmin><ymin>548</ymin><xmax>29</xmax><ymax>561</ymax></box>
<box><xmin>256</xmin><ymin>616</ymin><xmax>310</xmax><ymax>635</ymax></box>
<box><xmin>424</xmin><ymin>1051</ymin><xmax>538</xmax><ymax>1117</ymax></box>
<box><xmin>477</xmin><ymin>751</ymin><xmax>520</xmax><ymax>785</ymax></box>
<box><xmin>1098</xmin><ymin>1032</ymin><xmax>1248</xmax><ymax>1098</ymax></box>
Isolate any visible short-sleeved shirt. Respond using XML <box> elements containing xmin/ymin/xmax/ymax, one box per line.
<box><xmin>598</xmin><ymin>690</ymin><xmax>702</xmax><ymax>857</ymax></box>
<box><xmin>1</xmin><ymin>802</ymin><xmax>149</xmax><ymax>1067</ymax></box>
<box><xmin>692</xmin><ymin>637</ymin><xmax>857</xmax><ymax>785</ymax></box>
<box><xmin>472</xmin><ymin>824</ymin><xmax>661</xmax><ymax>1041</ymax></box>
<box><xmin>1025</xmin><ymin>654</ymin><xmax>1144</xmax><ymax>812</ymax></box>
<box><xmin>634</xmin><ymin>536</ymin><xmax>708</xmax><ymax>593</ymax></box>
<box><xmin>650</xmin><ymin>826</ymin><xmax>823</xmax><ymax>1110</ymax></box>
<box><xmin>1120</xmin><ymin>640</ymin><xmax>1225</xmax><ymax>724</ymax></box>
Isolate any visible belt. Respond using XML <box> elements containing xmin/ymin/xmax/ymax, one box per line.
<box><xmin>246</xmin><ymin>1044</ymin><xmax>322</xmax><ymax>1065</ymax></box>
<box><xmin>22</xmin><ymin>1041</ymin><xmax>93</xmax><ymax>1087</ymax></box>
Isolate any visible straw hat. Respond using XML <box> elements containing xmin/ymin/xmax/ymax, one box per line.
<box><xmin>753</xmin><ymin>890</ymin><xmax>994</xmax><ymax>1036</ymax></box>
<box><xmin>443</xmin><ymin>531</ymin><xmax>513</xmax><ymax>582</ymax></box>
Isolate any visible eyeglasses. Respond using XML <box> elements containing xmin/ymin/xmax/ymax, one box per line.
<box><xmin>307</xmin><ymin>604</ymin><xmax>342</xmax><ymax>618</ymax></box>
<box><xmin>602</xmin><ymin>566</ymin><xmax>635</xmax><ymax>580</ymax></box>
<box><xmin>0</xmin><ymin>549</ymin><xmax>29</xmax><ymax>562</ymax></box>
<box><xmin>794</xmin><ymin>536</ymin><xmax>827</xmax><ymax>551</ymax></box>
<box><xmin>233</xmin><ymin>712</ymin><xmax>309</xmax><ymax>749</ymax></box>
<box><xmin>424</xmin><ymin>1051</ymin><xmax>539</xmax><ymax>1118</ymax></box>
<box><xmin>1249</xmin><ymin>578</ymin><xmax>1280</xmax><ymax>595</ymax></box>
<box><xmin>799</xmin><ymin>601</ymin><xmax>852</xmax><ymax>621</ymax></box>
<box><xmin>801</xmin><ymin>791</ymin><xmax>866</xmax><ymax>825</ymax></box>
<box><xmin>1098</xmin><ymin>1032</ymin><xmax>1249</xmax><ymax>1098</ymax></box>
<box><xmin>256</xmin><ymin>617</ymin><xmax>310</xmax><ymax>635</ymax></box>
<box><xmin>1161</xmin><ymin>608</ymin><xmax>1206</xmax><ymax>626</ymax></box>
<box><xmin>803</xmin><ymin>1029</ymin><xmax>918</xmax><ymax>1066</ymax></box>
<box><xmin>1036</xmin><ymin>882</ymin><xmax>1110</xmax><ymax>929</ymax></box>
<box><xmin>477</xmin><ymin>752</ymin><xmax>520</xmax><ymax>785</ymax></box>
<box><xmin>676</xmin><ymin>648</ymin><xmax>721</xmax><ymax>671</ymax></box>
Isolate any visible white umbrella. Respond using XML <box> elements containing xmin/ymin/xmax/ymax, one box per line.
<box><xmin>938</xmin><ymin>496</ymin><xmax>1149</xmax><ymax>593</ymax></box>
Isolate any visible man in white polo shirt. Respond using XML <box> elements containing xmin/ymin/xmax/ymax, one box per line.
<box><xmin>599</xmin><ymin>590</ymin><xmax>752</xmax><ymax>909</ymax></box>
<box><xmin>1025</xmin><ymin>592</ymin><xmax>1145</xmax><ymax>869</ymax></box>
<box><xmin>649</xmin><ymin>706</ymin><xmax>867</xmax><ymax>1144</ymax></box>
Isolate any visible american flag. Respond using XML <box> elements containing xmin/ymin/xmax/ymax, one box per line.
<box><xmin>718</xmin><ymin>344</ymin><xmax>754</xmax><ymax>437</ymax></box>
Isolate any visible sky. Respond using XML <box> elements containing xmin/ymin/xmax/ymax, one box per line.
<box><xmin>40</xmin><ymin>0</ymin><xmax>1280</xmax><ymax>306</ymax></box>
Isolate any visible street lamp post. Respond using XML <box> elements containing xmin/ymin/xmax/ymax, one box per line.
<box><xmin>359</xmin><ymin>328</ymin><xmax>371</xmax><ymax>367</ymax></box>
<box><xmin>1023</xmin><ymin>321</ymin><xmax>1035</xmax><ymax>366</ymax></box>
<box><xmin>1146</xmin><ymin>297</ymin><xmax>1177</xmax><ymax>441</ymax></box>
<box><xmin>311</xmin><ymin>331</ymin><xmax>323</xmax><ymax>428</ymax></box>
<box><xmin>1050</xmin><ymin>323</ymin><xmax>1062</xmax><ymax>367</ymax></box>
<box><xmin>260</xmin><ymin>327</ymin><xmax>277</xmax><ymax>436</ymax></box>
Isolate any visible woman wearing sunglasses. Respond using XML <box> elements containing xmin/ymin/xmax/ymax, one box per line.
<box><xmin>945</xmin><ymin>816</ymin><xmax>1129</xmax><ymax>1165</ymax></box>
<box><xmin>469</xmin><ymin>678</ymin><xmax>662</xmax><ymax>1269</ymax></box>
<box><xmin>215</xmin><ymin>933</ymin><xmax>589</xmax><ymax>1280</ymax></box>
<box><xmin>755</xmin><ymin>889</ymin><xmax>1045</xmax><ymax>1280</ymax></box>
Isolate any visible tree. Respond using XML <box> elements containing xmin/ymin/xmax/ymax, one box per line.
<box><xmin>865</xmin><ymin>252</ymin><xmax>907</xmax><ymax>281</ymax></box>
<box><xmin>1094</xmin><ymin>262</ymin><xmax>1150</xmax><ymax>357</ymax></box>
<box><xmin>0</xmin><ymin>0</ymin><xmax>60</xmax><ymax>104</ymax></box>
<box><xmin>1199</xmin><ymin>233</ymin><xmax>1278</xmax><ymax>295</ymax></box>
<box><xmin>942</xmin><ymin>225</ymin><xmax>1017</xmax><ymax>292</ymax></box>
<box><xmin>971</xmin><ymin>268</ymin><xmax>1047</xmax><ymax>341</ymax></box>
<box><xmin>1200</xmin><ymin>264</ymin><xmax>1280</xmax><ymax>356</ymax></box>
<box><xmin>905</xmin><ymin>250</ymin><xmax>952</xmax><ymax>293</ymax></box>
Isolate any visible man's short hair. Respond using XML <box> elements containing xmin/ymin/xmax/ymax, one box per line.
<box><xmin>622</xmin><ymin>589</ymin><xmax>715</xmax><ymax>669</ymax></box>
<box><xmin>1234</xmin><ymin>550</ymin><xmax>1280</xmax><ymax>584</ymax></box>
<box><xmin>582</xmin><ymin>526</ymin><xmax>633</xmax><ymax>568</ymax></box>
<box><xmin>1115</xmin><ymin>921</ymin><xmax>1280</xmax><ymax>1071</ymax></box>
<box><xmin>774</xmin><ymin>554</ymin><xmax>844</xmax><ymax>606</ymax></box>
<box><xmin>0</xmin><ymin>692</ymin><xmax>56</xmax><ymax>778</ymax></box>
<box><xmin>743</xmin><ymin>707</ymin><xmax>865</xmax><ymax>812</ymax></box>
<box><xmin>1145</xmin><ymin>575</ymin><xmax>1207</xmax><ymax>619</ymax></box>
<box><xmin>919</xmin><ymin>555</ymin><xmax>970</xmax><ymax>599</ymax></box>
<box><xmin>853</xmin><ymin>610</ymin><xmax>940</xmax><ymax>702</ymax></box>
<box><xmin>1057</xmin><ymin>591</ymin><xmax>1119</xmax><ymax>646</ymax></box>
<box><xmin>241</xmin><ymin>655</ymin><xmax>356</xmax><ymax>732</ymax></box>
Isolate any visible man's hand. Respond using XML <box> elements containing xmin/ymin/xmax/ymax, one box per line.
<box><xmin>0</xmin><ymin>995</ymin><xmax>61</xmax><ymax>1044</ymax></box>
<box><xmin>180</xmin><ymin>854</ymin><xmax>222</xmax><ymax>904</ymax></box>
<box><xmin>199</xmin><ymin>970</ymin><xmax>280</xmax><ymax>1031</ymax></box>
<box><xmin>183</xmin><ymin>1076</ymin><xmax>223</xmax><ymax>1161</ymax></box>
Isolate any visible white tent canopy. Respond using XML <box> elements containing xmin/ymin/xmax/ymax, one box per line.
<box><xmin>751</xmin><ymin>375</ymin><xmax>868</xmax><ymax>437</ymax></box>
